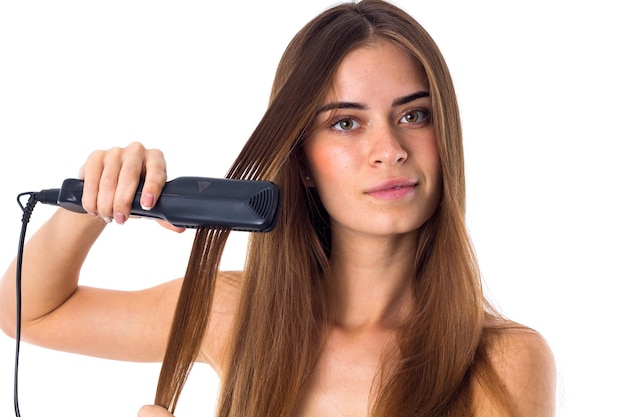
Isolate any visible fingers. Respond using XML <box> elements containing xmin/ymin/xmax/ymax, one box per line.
<box><xmin>156</xmin><ymin>219</ymin><xmax>186</xmax><ymax>233</ymax></box>
<box><xmin>140</xmin><ymin>147</ymin><xmax>167</xmax><ymax>211</ymax></box>
<box><xmin>137</xmin><ymin>405</ymin><xmax>174</xmax><ymax>417</ymax></box>
<box><xmin>80</xmin><ymin>142</ymin><xmax>167</xmax><ymax>224</ymax></box>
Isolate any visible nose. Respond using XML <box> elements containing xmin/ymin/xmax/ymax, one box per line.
<box><xmin>369</xmin><ymin>125</ymin><xmax>408</xmax><ymax>166</ymax></box>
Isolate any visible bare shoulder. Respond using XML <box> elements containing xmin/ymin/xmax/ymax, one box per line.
<box><xmin>474</xmin><ymin>318</ymin><xmax>557</xmax><ymax>417</ymax></box>
<box><xmin>198</xmin><ymin>270</ymin><xmax>244</xmax><ymax>370</ymax></box>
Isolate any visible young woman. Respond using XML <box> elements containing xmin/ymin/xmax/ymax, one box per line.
<box><xmin>0</xmin><ymin>1</ymin><xmax>556</xmax><ymax>416</ymax></box>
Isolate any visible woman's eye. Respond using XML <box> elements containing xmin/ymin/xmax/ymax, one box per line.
<box><xmin>401</xmin><ymin>109</ymin><xmax>430</xmax><ymax>125</ymax></box>
<box><xmin>331</xmin><ymin>118</ymin><xmax>361</xmax><ymax>131</ymax></box>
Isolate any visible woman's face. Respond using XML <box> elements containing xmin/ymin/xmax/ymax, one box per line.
<box><xmin>304</xmin><ymin>40</ymin><xmax>442</xmax><ymax>239</ymax></box>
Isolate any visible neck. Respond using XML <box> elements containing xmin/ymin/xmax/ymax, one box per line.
<box><xmin>329</xmin><ymin>231</ymin><xmax>417</xmax><ymax>331</ymax></box>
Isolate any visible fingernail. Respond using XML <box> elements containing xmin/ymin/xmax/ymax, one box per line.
<box><xmin>114</xmin><ymin>212</ymin><xmax>126</xmax><ymax>224</ymax></box>
<box><xmin>102</xmin><ymin>216</ymin><xmax>113</xmax><ymax>224</ymax></box>
<box><xmin>141</xmin><ymin>193</ymin><xmax>155</xmax><ymax>211</ymax></box>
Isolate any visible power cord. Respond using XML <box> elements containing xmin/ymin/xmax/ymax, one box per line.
<box><xmin>13</xmin><ymin>192</ymin><xmax>40</xmax><ymax>417</ymax></box>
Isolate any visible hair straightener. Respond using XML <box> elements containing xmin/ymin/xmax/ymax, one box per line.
<box><xmin>33</xmin><ymin>176</ymin><xmax>281</xmax><ymax>231</ymax></box>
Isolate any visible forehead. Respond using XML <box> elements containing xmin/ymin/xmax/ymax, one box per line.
<box><xmin>327</xmin><ymin>40</ymin><xmax>428</xmax><ymax>100</ymax></box>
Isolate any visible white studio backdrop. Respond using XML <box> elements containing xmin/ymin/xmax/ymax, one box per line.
<box><xmin>1</xmin><ymin>1</ymin><xmax>624</xmax><ymax>416</ymax></box>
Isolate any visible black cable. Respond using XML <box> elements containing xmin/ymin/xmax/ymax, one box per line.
<box><xmin>13</xmin><ymin>192</ymin><xmax>39</xmax><ymax>417</ymax></box>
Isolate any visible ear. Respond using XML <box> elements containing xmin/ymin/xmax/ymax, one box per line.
<box><xmin>298</xmin><ymin>153</ymin><xmax>315</xmax><ymax>187</ymax></box>
<box><xmin>303</xmin><ymin>174</ymin><xmax>315</xmax><ymax>188</ymax></box>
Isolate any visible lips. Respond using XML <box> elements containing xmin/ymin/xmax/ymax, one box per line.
<box><xmin>364</xmin><ymin>178</ymin><xmax>418</xmax><ymax>200</ymax></box>
<box><xmin>365</xmin><ymin>178</ymin><xmax>418</xmax><ymax>193</ymax></box>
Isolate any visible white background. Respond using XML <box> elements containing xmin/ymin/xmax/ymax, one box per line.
<box><xmin>1</xmin><ymin>1</ymin><xmax>624</xmax><ymax>416</ymax></box>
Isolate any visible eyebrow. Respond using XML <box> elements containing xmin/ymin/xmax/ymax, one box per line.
<box><xmin>316</xmin><ymin>90</ymin><xmax>430</xmax><ymax>115</ymax></box>
<box><xmin>393</xmin><ymin>90</ymin><xmax>430</xmax><ymax>106</ymax></box>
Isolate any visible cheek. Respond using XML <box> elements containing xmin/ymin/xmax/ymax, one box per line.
<box><xmin>304</xmin><ymin>142</ymin><xmax>352</xmax><ymax>185</ymax></box>
<box><xmin>416</xmin><ymin>132</ymin><xmax>441</xmax><ymax>172</ymax></box>
<box><xmin>425</xmin><ymin>140</ymin><xmax>442</xmax><ymax>177</ymax></box>
<box><xmin>408</xmin><ymin>132</ymin><xmax>443</xmax><ymax>193</ymax></box>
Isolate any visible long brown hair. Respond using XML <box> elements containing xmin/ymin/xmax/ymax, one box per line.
<box><xmin>155</xmin><ymin>1</ymin><xmax>513</xmax><ymax>415</ymax></box>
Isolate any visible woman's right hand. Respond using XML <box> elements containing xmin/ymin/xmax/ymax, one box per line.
<box><xmin>78</xmin><ymin>142</ymin><xmax>184</xmax><ymax>232</ymax></box>
<box><xmin>79</xmin><ymin>141</ymin><xmax>166</xmax><ymax>224</ymax></box>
